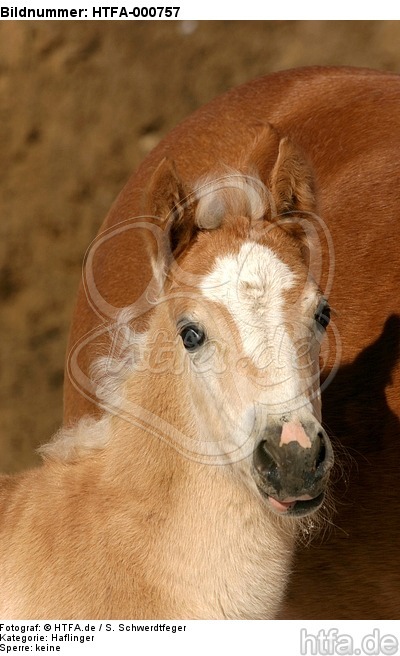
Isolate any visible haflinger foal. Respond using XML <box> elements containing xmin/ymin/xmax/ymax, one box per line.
<box><xmin>0</xmin><ymin>128</ymin><xmax>333</xmax><ymax>619</ymax></box>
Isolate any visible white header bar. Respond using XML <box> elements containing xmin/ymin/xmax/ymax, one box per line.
<box><xmin>0</xmin><ymin>2</ymin><xmax>398</xmax><ymax>20</ymax></box>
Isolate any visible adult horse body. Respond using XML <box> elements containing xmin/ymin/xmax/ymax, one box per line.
<box><xmin>64</xmin><ymin>67</ymin><xmax>400</xmax><ymax>619</ymax></box>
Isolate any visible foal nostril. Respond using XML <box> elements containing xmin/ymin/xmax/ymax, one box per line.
<box><xmin>315</xmin><ymin>432</ymin><xmax>326</xmax><ymax>469</ymax></box>
<box><xmin>254</xmin><ymin>441</ymin><xmax>281</xmax><ymax>488</ymax></box>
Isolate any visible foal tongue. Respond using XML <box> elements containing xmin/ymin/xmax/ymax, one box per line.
<box><xmin>268</xmin><ymin>497</ymin><xmax>296</xmax><ymax>513</ymax></box>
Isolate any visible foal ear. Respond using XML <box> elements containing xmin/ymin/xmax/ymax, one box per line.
<box><xmin>145</xmin><ymin>157</ymin><xmax>196</xmax><ymax>258</ymax></box>
<box><xmin>244</xmin><ymin>123</ymin><xmax>281</xmax><ymax>183</ymax></box>
<box><xmin>269</xmin><ymin>137</ymin><xmax>316</xmax><ymax>218</ymax></box>
<box><xmin>244</xmin><ymin>124</ymin><xmax>316</xmax><ymax>223</ymax></box>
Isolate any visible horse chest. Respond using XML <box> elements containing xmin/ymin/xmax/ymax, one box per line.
<box><xmin>150</xmin><ymin>496</ymin><xmax>295</xmax><ymax>619</ymax></box>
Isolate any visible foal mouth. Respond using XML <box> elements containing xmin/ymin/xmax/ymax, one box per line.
<box><xmin>260</xmin><ymin>490</ymin><xmax>325</xmax><ymax>517</ymax></box>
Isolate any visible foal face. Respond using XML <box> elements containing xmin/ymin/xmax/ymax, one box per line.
<box><xmin>141</xmin><ymin>129</ymin><xmax>334</xmax><ymax>517</ymax></box>
<box><xmin>162</xmin><ymin>219</ymin><xmax>333</xmax><ymax>517</ymax></box>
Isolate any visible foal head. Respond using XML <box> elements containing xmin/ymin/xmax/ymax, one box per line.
<box><xmin>121</xmin><ymin>127</ymin><xmax>334</xmax><ymax>518</ymax></box>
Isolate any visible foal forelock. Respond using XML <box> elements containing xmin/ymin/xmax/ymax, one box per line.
<box><xmin>194</xmin><ymin>170</ymin><xmax>271</xmax><ymax>229</ymax></box>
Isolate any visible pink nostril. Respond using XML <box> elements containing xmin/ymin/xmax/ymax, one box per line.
<box><xmin>279</xmin><ymin>422</ymin><xmax>312</xmax><ymax>449</ymax></box>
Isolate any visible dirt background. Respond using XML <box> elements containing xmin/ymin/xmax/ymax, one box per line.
<box><xmin>1</xmin><ymin>20</ymin><xmax>400</xmax><ymax>473</ymax></box>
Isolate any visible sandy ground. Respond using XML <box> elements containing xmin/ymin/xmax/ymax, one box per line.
<box><xmin>1</xmin><ymin>20</ymin><xmax>400</xmax><ymax>472</ymax></box>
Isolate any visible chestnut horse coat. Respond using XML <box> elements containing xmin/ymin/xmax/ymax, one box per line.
<box><xmin>64</xmin><ymin>67</ymin><xmax>400</xmax><ymax>619</ymax></box>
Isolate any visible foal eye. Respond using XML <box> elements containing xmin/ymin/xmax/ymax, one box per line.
<box><xmin>314</xmin><ymin>300</ymin><xmax>331</xmax><ymax>330</ymax></box>
<box><xmin>179</xmin><ymin>324</ymin><xmax>206</xmax><ymax>351</ymax></box>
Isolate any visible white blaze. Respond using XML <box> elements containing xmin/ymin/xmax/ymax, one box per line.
<box><xmin>200</xmin><ymin>241</ymin><xmax>308</xmax><ymax>414</ymax></box>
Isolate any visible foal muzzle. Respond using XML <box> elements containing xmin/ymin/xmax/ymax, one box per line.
<box><xmin>252</xmin><ymin>419</ymin><xmax>334</xmax><ymax>517</ymax></box>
